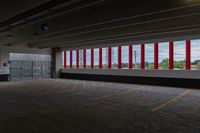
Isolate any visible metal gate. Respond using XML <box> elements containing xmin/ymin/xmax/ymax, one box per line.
<box><xmin>9</xmin><ymin>53</ymin><xmax>51</xmax><ymax>80</ymax></box>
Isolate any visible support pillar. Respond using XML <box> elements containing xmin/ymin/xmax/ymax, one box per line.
<box><xmin>154</xmin><ymin>42</ymin><xmax>159</xmax><ymax>69</ymax></box>
<box><xmin>64</xmin><ymin>51</ymin><xmax>67</xmax><ymax>69</ymax></box>
<box><xmin>108</xmin><ymin>47</ymin><xmax>112</xmax><ymax>69</ymax></box>
<box><xmin>70</xmin><ymin>50</ymin><xmax>73</xmax><ymax>68</ymax></box>
<box><xmin>141</xmin><ymin>44</ymin><xmax>145</xmax><ymax>69</ymax></box>
<box><xmin>99</xmin><ymin>48</ymin><xmax>102</xmax><ymax>69</ymax></box>
<box><xmin>118</xmin><ymin>46</ymin><xmax>122</xmax><ymax>69</ymax></box>
<box><xmin>91</xmin><ymin>48</ymin><xmax>94</xmax><ymax>68</ymax></box>
<box><xmin>129</xmin><ymin>45</ymin><xmax>133</xmax><ymax>69</ymax></box>
<box><xmin>83</xmin><ymin>48</ymin><xmax>86</xmax><ymax>68</ymax></box>
<box><xmin>186</xmin><ymin>40</ymin><xmax>191</xmax><ymax>70</ymax></box>
<box><xmin>76</xmin><ymin>50</ymin><xmax>79</xmax><ymax>68</ymax></box>
<box><xmin>52</xmin><ymin>48</ymin><xmax>62</xmax><ymax>78</ymax></box>
<box><xmin>169</xmin><ymin>41</ymin><xmax>174</xmax><ymax>69</ymax></box>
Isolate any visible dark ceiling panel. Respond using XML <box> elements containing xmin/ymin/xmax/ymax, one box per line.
<box><xmin>0</xmin><ymin>0</ymin><xmax>79</xmax><ymax>29</ymax></box>
<box><xmin>0</xmin><ymin>0</ymin><xmax>200</xmax><ymax>48</ymax></box>
<box><xmin>0</xmin><ymin>0</ymin><xmax>49</xmax><ymax>22</ymax></box>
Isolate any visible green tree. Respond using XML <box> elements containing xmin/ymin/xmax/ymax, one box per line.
<box><xmin>174</xmin><ymin>60</ymin><xmax>185</xmax><ymax>69</ymax></box>
<box><xmin>159</xmin><ymin>58</ymin><xmax>169</xmax><ymax>69</ymax></box>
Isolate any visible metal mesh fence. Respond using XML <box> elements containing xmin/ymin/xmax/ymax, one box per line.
<box><xmin>9</xmin><ymin>53</ymin><xmax>51</xmax><ymax>80</ymax></box>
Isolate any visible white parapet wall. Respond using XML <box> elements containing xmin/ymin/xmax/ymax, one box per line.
<box><xmin>61</xmin><ymin>69</ymin><xmax>200</xmax><ymax>79</ymax></box>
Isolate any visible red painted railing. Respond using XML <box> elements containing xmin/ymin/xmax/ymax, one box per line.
<box><xmin>63</xmin><ymin>39</ymin><xmax>192</xmax><ymax>71</ymax></box>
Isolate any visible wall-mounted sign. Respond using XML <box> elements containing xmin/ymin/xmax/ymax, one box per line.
<box><xmin>41</xmin><ymin>23</ymin><xmax>49</xmax><ymax>32</ymax></box>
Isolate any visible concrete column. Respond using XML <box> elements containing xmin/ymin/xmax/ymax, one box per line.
<box><xmin>52</xmin><ymin>47</ymin><xmax>62</xmax><ymax>78</ymax></box>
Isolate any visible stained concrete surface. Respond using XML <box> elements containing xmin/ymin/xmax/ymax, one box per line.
<box><xmin>0</xmin><ymin>79</ymin><xmax>199</xmax><ymax>133</ymax></box>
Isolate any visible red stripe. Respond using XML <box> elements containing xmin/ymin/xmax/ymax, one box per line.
<box><xmin>141</xmin><ymin>44</ymin><xmax>145</xmax><ymax>69</ymax></box>
<box><xmin>76</xmin><ymin>50</ymin><xmax>79</xmax><ymax>68</ymax></box>
<box><xmin>64</xmin><ymin>51</ymin><xmax>67</xmax><ymax>68</ymax></box>
<box><xmin>70</xmin><ymin>50</ymin><xmax>73</xmax><ymax>68</ymax></box>
<box><xmin>169</xmin><ymin>41</ymin><xmax>174</xmax><ymax>69</ymax></box>
<box><xmin>186</xmin><ymin>40</ymin><xmax>191</xmax><ymax>70</ymax></box>
<box><xmin>91</xmin><ymin>48</ymin><xmax>94</xmax><ymax>68</ymax></box>
<box><xmin>118</xmin><ymin>46</ymin><xmax>122</xmax><ymax>69</ymax></box>
<box><xmin>108</xmin><ymin>47</ymin><xmax>112</xmax><ymax>69</ymax></box>
<box><xmin>99</xmin><ymin>48</ymin><xmax>102</xmax><ymax>69</ymax></box>
<box><xmin>154</xmin><ymin>42</ymin><xmax>159</xmax><ymax>69</ymax></box>
<box><xmin>129</xmin><ymin>45</ymin><xmax>133</xmax><ymax>69</ymax></box>
<box><xmin>83</xmin><ymin>49</ymin><xmax>86</xmax><ymax>68</ymax></box>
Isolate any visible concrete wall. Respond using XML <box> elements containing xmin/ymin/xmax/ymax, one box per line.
<box><xmin>51</xmin><ymin>48</ymin><xmax>62</xmax><ymax>78</ymax></box>
<box><xmin>0</xmin><ymin>45</ymin><xmax>51</xmax><ymax>70</ymax></box>
<box><xmin>60</xmin><ymin>69</ymin><xmax>200</xmax><ymax>88</ymax></box>
<box><xmin>61</xmin><ymin>69</ymin><xmax>200</xmax><ymax>79</ymax></box>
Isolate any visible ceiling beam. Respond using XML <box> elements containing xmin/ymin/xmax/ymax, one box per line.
<box><xmin>37</xmin><ymin>28</ymin><xmax>200</xmax><ymax>49</ymax></box>
<box><xmin>28</xmin><ymin>13</ymin><xmax>200</xmax><ymax>48</ymax></box>
<box><xmin>0</xmin><ymin>0</ymin><xmax>77</xmax><ymax>29</ymax></box>
<box><xmin>3</xmin><ymin>2</ymin><xmax>200</xmax><ymax>45</ymax></box>
<box><xmin>10</xmin><ymin>5</ymin><xmax>200</xmax><ymax>45</ymax></box>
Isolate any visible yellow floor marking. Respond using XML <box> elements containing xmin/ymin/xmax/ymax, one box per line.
<box><xmin>93</xmin><ymin>89</ymin><xmax>133</xmax><ymax>101</ymax></box>
<box><xmin>72</xmin><ymin>86</ymin><xmax>144</xmax><ymax>109</ymax></box>
<box><xmin>152</xmin><ymin>89</ymin><xmax>191</xmax><ymax>112</ymax></box>
<box><xmin>93</xmin><ymin>86</ymin><xmax>144</xmax><ymax>101</ymax></box>
<box><xmin>94</xmin><ymin>87</ymin><xmax>143</xmax><ymax>100</ymax></box>
<box><xmin>78</xmin><ymin>89</ymin><xmax>134</xmax><ymax>108</ymax></box>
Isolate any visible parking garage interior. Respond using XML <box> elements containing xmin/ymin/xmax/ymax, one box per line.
<box><xmin>0</xmin><ymin>0</ymin><xmax>200</xmax><ymax>133</ymax></box>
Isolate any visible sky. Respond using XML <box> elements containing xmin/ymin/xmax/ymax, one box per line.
<box><xmin>62</xmin><ymin>39</ymin><xmax>200</xmax><ymax>65</ymax></box>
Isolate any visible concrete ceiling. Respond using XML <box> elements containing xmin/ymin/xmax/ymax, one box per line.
<box><xmin>0</xmin><ymin>0</ymin><xmax>49</xmax><ymax>22</ymax></box>
<box><xmin>0</xmin><ymin>0</ymin><xmax>200</xmax><ymax>50</ymax></box>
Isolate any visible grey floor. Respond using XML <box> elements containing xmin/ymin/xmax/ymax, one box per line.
<box><xmin>0</xmin><ymin>79</ymin><xmax>199</xmax><ymax>133</ymax></box>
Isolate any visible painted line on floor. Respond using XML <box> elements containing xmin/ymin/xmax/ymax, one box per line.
<box><xmin>77</xmin><ymin>87</ymin><xmax>139</xmax><ymax>108</ymax></box>
<box><xmin>83</xmin><ymin>81</ymin><xmax>86</xmax><ymax>89</ymax></box>
<box><xmin>92</xmin><ymin>81</ymin><xmax>96</xmax><ymax>88</ymax></box>
<box><xmin>40</xmin><ymin>80</ymin><xmax>63</xmax><ymax>94</ymax></box>
<box><xmin>152</xmin><ymin>89</ymin><xmax>191</xmax><ymax>112</ymax></box>
<box><xmin>79</xmin><ymin>91</ymin><xmax>131</xmax><ymax>108</ymax></box>
<box><xmin>48</xmin><ymin>79</ymin><xmax>69</xmax><ymax>94</ymax></box>
<box><xmin>60</xmin><ymin>80</ymin><xmax>69</xmax><ymax>90</ymax></box>
<box><xmin>93</xmin><ymin>90</ymin><xmax>131</xmax><ymax>101</ymax></box>
<box><xmin>66</xmin><ymin>80</ymin><xmax>79</xmax><ymax>92</ymax></box>
<box><xmin>93</xmin><ymin>85</ymin><xmax>145</xmax><ymax>101</ymax></box>
<box><xmin>101</xmin><ymin>82</ymin><xmax>105</xmax><ymax>87</ymax></box>
<box><xmin>78</xmin><ymin>86</ymin><xmax>146</xmax><ymax>109</ymax></box>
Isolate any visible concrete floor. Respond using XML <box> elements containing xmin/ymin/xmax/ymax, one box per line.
<box><xmin>0</xmin><ymin>79</ymin><xmax>199</xmax><ymax>133</ymax></box>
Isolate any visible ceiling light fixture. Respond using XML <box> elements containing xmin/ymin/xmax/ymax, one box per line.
<box><xmin>7</xmin><ymin>28</ymin><xmax>14</xmax><ymax>38</ymax></box>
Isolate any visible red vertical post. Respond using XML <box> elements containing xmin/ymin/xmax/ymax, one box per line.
<box><xmin>76</xmin><ymin>50</ymin><xmax>79</xmax><ymax>69</ymax></box>
<box><xmin>154</xmin><ymin>42</ymin><xmax>159</xmax><ymax>69</ymax></box>
<box><xmin>108</xmin><ymin>47</ymin><xmax>112</xmax><ymax>69</ymax></box>
<box><xmin>91</xmin><ymin>48</ymin><xmax>94</xmax><ymax>69</ymax></box>
<box><xmin>141</xmin><ymin>44</ymin><xmax>145</xmax><ymax>69</ymax></box>
<box><xmin>129</xmin><ymin>45</ymin><xmax>133</xmax><ymax>69</ymax></box>
<box><xmin>186</xmin><ymin>40</ymin><xmax>191</xmax><ymax>70</ymax></box>
<box><xmin>83</xmin><ymin>48</ymin><xmax>86</xmax><ymax>69</ymax></box>
<box><xmin>99</xmin><ymin>48</ymin><xmax>102</xmax><ymax>69</ymax></box>
<box><xmin>169</xmin><ymin>41</ymin><xmax>174</xmax><ymax>69</ymax></box>
<box><xmin>70</xmin><ymin>50</ymin><xmax>73</xmax><ymax>68</ymax></box>
<box><xmin>64</xmin><ymin>51</ymin><xmax>67</xmax><ymax>68</ymax></box>
<box><xmin>118</xmin><ymin>46</ymin><xmax>122</xmax><ymax>69</ymax></box>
